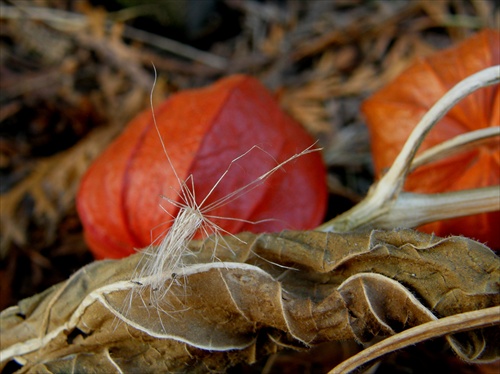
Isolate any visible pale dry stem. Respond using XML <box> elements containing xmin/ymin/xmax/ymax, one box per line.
<box><xmin>318</xmin><ymin>66</ymin><xmax>500</xmax><ymax>233</ymax></box>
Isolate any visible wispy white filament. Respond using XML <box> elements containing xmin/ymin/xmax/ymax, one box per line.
<box><xmin>131</xmin><ymin>65</ymin><xmax>320</xmax><ymax>303</ymax></box>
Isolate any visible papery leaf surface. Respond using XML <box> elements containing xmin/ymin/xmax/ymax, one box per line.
<box><xmin>1</xmin><ymin>229</ymin><xmax>498</xmax><ymax>372</ymax></box>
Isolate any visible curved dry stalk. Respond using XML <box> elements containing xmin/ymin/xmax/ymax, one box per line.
<box><xmin>319</xmin><ymin>66</ymin><xmax>500</xmax><ymax>233</ymax></box>
<box><xmin>378</xmin><ymin>66</ymin><xmax>499</xmax><ymax>194</ymax></box>
<box><xmin>329</xmin><ymin>306</ymin><xmax>500</xmax><ymax>374</ymax></box>
<box><xmin>411</xmin><ymin>126</ymin><xmax>500</xmax><ymax>171</ymax></box>
<box><xmin>360</xmin><ymin>186</ymin><xmax>500</xmax><ymax>230</ymax></box>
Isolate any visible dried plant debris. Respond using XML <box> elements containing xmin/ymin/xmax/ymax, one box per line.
<box><xmin>0</xmin><ymin>126</ymin><xmax>120</xmax><ymax>257</ymax></box>
<box><xmin>1</xmin><ymin>229</ymin><xmax>498</xmax><ymax>373</ymax></box>
<box><xmin>1</xmin><ymin>1</ymin><xmax>499</xmax><ymax>372</ymax></box>
<box><xmin>1</xmin><ymin>0</ymin><xmax>496</xmax><ymax>259</ymax></box>
<box><xmin>0</xmin><ymin>3</ymin><xmax>152</xmax><ymax>261</ymax></box>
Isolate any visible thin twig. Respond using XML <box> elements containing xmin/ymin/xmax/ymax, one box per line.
<box><xmin>329</xmin><ymin>306</ymin><xmax>500</xmax><ymax>374</ymax></box>
<box><xmin>121</xmin><ymin>26</ymin><xmax>228</xmax><ymax>70</ymax></box>
<box><xmin>410</xmin><ymin>126</ymin><xmax>500</xmax><ymax>171</ymax></box>
<box><xmin>0</xmin><ymin>4</ymin><xmax>227</xmax><ymax>69</ymax></box>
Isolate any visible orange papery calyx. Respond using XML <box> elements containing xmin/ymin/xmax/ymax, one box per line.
<box><xmin>77</xmin><ymin>75</ymin><xmax>328</xmax><ymax>259</ymax></box>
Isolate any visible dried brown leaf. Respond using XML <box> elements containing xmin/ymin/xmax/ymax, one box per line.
<box><xmin>1</xmin><ymin>229</ymin><xmax>498</xmax><ymax>372</ymax></box>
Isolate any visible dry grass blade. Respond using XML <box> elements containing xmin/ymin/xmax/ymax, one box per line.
<box><xmin>329</xmin><ymin>306</ymin><xmax>500</xmax><ymax>374</ymax></box>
